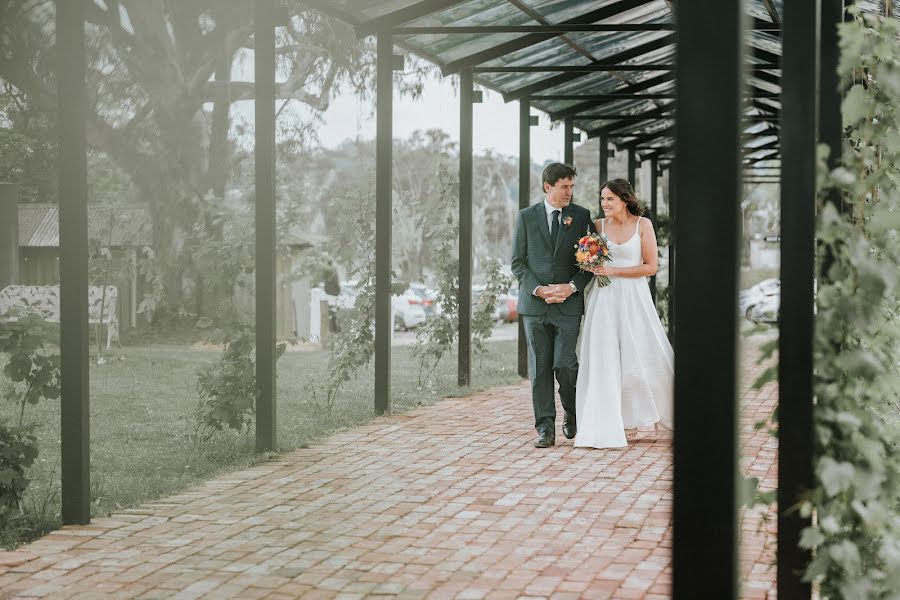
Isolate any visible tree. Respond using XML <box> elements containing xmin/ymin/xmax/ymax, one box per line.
<box><xmin>0</xmin><ymin>0</ymin><xmax>392</xmax><ymax>315</ymax></box>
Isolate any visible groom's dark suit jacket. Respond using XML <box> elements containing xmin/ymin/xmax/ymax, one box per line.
<box><xmin>511</xmin><ymin>201</ymin><xmax>595</xmax><ymax>317</ymax></box>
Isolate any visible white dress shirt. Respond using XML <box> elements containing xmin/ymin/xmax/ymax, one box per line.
<box><xmin>532</xmin><ymin>200</ymin><xmax>577</xmax><ymax>296</ymax></box>
<box><xmin>543</xmin><ymin>198</ymin><xmax>561</xmax><ymax>233</ymax></box>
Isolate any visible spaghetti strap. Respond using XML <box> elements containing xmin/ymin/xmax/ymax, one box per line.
<box><xmin>634</xmin><ymin>216</ymin><xmax>642</xmax><ymax>237</ymax></box>
<box><xmin>601</xmin><ymin>218</ymin><xmax>605</xmax><ymax>234</ymax></box>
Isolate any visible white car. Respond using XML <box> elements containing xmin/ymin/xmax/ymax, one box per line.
<box><xmin>740</xmin><ymin>278</ymin><xmax>780</xmax><ymax>314</ymax></box>
<box><xmin>746</xmin><ymin>293</ymin><xmax>779</xmax><ymax>324</ymax></box>
<box><xmin>393</xmin><ymin>290</ymin><xmax>427</xmax><ymax>331</ymax></box>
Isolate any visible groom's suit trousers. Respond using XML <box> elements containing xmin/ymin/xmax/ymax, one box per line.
<box><xmin>523</xmin><ymin>309</ymin><xmax>580</xmax><ymax>434</ymax></box>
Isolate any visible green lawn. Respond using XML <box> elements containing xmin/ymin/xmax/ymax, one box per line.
<box><xmin>0</xmin><ymin>338</ymin><xmax>522</xmax><ymax>547</ymax></box>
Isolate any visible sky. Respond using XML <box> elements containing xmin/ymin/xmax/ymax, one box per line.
<box><xmin>305</xmin><ymin>76</ymin><xmax>579</xmax><ymax>164</ymax></box>
<box><xmin>231</xmin><ymin>62</ymin><xmax>584</xmax><ymax>165</ymax></box>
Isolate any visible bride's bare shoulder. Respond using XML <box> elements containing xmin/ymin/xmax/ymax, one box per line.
<box><xmin>593</xmin><ymin>218</ymin><xmax>603</xmax><ymax>230</ymax></box>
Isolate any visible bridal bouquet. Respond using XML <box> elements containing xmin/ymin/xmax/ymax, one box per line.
<box><xmin>574</xmin><ymin>231</ymin><xmax>612</xmax><ymax>288</ymax></box>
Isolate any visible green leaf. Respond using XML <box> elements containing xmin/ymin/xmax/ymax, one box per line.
<box><xmin>799</xmin><ymin>526</ymin><xmax>825</xmax><ymax>549</ymax></box>
<box><xmin>818</xmin><ymin>458</ymin><xmax>855</xmax><ymax>497</ymax></box>
<box><xmin>827</xmin><ymin>540</ymin><xmax>863</xmax><ymax>575</ymax></box>
<box><xmin>842</xmin><ymin>84</ymin><xmax>874</xmax><ymax>126</ymax></box>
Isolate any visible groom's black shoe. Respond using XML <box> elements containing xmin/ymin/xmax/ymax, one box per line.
<box><xmin>534</xmin><ymin>430</ymin><xmax>555</xmax><ymax>448</ymax></box>
<box><xmin>563</xmin><ymin>411</ymin><xmax>576</xmax><ymax>439</ymax></box>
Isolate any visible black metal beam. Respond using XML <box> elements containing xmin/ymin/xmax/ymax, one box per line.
<box><xmin>401</xmin><ymin>23</ymin><xmax>677</xmax><ymax>34</ymax></box>
<box><xmin>649</xmin><ymin>155</ymin><xmax>658</xmax><ymax>305</ymax></box>
<box><xmin>752</xmin><ymin>100</ymin><xmax>781</xmax><ymax>114</ymax></box>
<box><xmin>459</xmin><ymin>68</ymin><xmax>474</xmax><ymax>388</ymax></box>
<box><xmin>667</xmin><ymin>162</ymin><xmax>676</xmax><ymax>343</ymax></box>
<box><xmin>598</xmin><ymin>131</ymin><xmax>609</xmax><ymax>217</ymax></box>
<box><xmin>58</xmin><ymin>0</ymin><xmax>90</xmax><ymax>526</ymax></box>
<box><xmin>750</xmin><ymin>44</ymin><xmax>782</xmax><ymax>66</ymax></box>
<box><xmin>575</xmin><ymin>106</ymin><xmax>675</xmax><ymax>120</ymax></box>
<box><xmin>518</xmin><ymin>99</ymin><xmax>531</xmax><ymax>379</ymax></box>
<box><xmin>595</xmin><ymin>119</ymin><xmax>674</xmax><ymax>136</ymax></box>
<box><xmin>395</xmin><ymin>22</ymin><xmax>782</xmax><ymax>34</ymax></box>
<box><xmin>640</xmin><ymin>128</ymin><xmax>781</xmax><ymax>157</ymax></box>
<box><xmin>620</xmin><ymin>125</ymin><xmax>675</xmax><ymax>148</ymax></box>
<box><xmin>745</xmin><ymin>139</ymin><xmax>781</xmax><ymax>156</ymax></box>
<box><xmin>442</xmin><ymin>0</ymin><xmax>659</xmax><ymax>75</ymax></box>
<box><xmin>356</xmin><ymin>0</ymin><xmax>471</xmax><ymax>37</ymax></box>
<box><xmin>627</xmin><ymin>147</ymin><xmax>637</xmax><ymax>188</ymax></box>
<box><xmin>477</xmin><ymin>64</ymin><xmax>779</xmax><ymax>73</ymax></box>
<box><xmin>375</xmin><ymin>32</ymin><xmax>393</xmax><ymax>415</ymax></box>
<box><xmin>753</xmin><ymin>69</ymin><xmax>782</xmax><ymax>88</ymax></box>
<box><xmin>763</xmin><ymin>0</ymin><xmax>782</xmax><ymax>22</ymax></box>
<box><xmin>504</xmin><ymin>35</ymin><xmax>676</xmax><ymax>102</ymax></box>
<box><xmin>546</xmin><ymin>72</ymin><xmax>675</xmax><ymax>118</ymax></box>
<box><xmin>482</xmin><ymin>64</ymin><xmax>677</xmax><ymax>73</ymax></box>
<box><xmin>673</xmin><ymin>1</ymin><xmax>744</xmax><ymax>598</ymax></box>
<box><xmin>565</xmin><ymin>117</ymin><xmax>575</xmax><ymax>166</ymax></box>
<box><xmin>777</xmin><ymin>1</ymin><xmax>818</xmax><ymax>598</ymax></box>
<box><xmin>541</xmin><ymin>93</ymin><xmax>677</xmax><ymax>102</ymax></box>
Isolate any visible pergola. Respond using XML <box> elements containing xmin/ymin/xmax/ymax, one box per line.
<box><xmin>53</xmin><ymin>0</ymin><xmax>891</xmax><ymax>598</ymax></box>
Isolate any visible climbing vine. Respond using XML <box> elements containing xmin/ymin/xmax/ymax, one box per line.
<box><xmin>800</xmin><ymin>10</ymin><xmax>900</xmax><ymax>597</ymax></box>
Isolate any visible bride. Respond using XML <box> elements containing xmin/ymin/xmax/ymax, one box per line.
<box><xmin>574</xmin><ymin>178</ymin><xmax>674</xmax><ymax>449</ymax></box>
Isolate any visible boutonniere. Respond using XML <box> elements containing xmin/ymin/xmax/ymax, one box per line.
<box><xmin>563</xmin><ymin>216</ymin><xmax>573</xmax><ymax>228</ymax></box>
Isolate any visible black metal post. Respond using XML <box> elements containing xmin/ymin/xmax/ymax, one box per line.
<box><xmin>517</xmin><ymin>100</ymin><xmax>531</xmax><ymax>379</ymax></box>
<box><xmin>254</xmin><ymin>0</ymin><xmax>277</xmax><ymax>453</ymax></box>
<box><xmin>564</xmin><ymin>117</ymin><xmax>574</xmax><ymax>166</ymax></box>
<box><xmin>778</xmin><ymin>1</ymin><xmax>819</xmax><ymax>598</ymax></box>
<box><xmin>58</xmin><ymin>0</ymin><xmax>90</xmax><ymax>526</ymax></box>
<box><xmin>649</xmin><ymin>156</ymin><xmax>658</xmax><ymax>305</ymax></box>
<box><xmin>673</xmin><ymin>1</ymin><xmax>744</xmax><ymax>598</ymax></box>
<box><xmin>375</xmin><ymin>32</ymin><xmax>393</xmax><ymax>414</ymax></box>
<box><xmin>458</xmin><ymin>68</ymin><xmax>474</xmax><ymax>387</ymax></box>
<box><xmin>667</xmin><ymin>162</ymin><xmax>676</xmax><ymax>344</ymax></box>
<box><xmin>627</xmin><ymin>147</ymin><xmax>636</xmax><ymax>190</ymax></box>
<box><xmin>598</xmin><ymin>131</ymin><xmax>608</xmax><ymax>217</ymax></box>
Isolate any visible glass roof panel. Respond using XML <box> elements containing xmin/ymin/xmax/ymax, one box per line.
<box><xmin>321</xmin><ymin>0</ymin><xmax>786</xmax><ymax>141</ymax></box>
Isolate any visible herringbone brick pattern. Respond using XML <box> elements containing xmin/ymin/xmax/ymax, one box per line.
<box><xmin>0</xmin><ymin>350</ymin><xmax>778</xmax><ymax>599</ymax></box>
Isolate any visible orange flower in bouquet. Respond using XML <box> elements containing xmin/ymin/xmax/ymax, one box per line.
<box><xmin>574</xmin><ymin>230</ymin><xmax>613</xmax><ymax>287</ymax></box>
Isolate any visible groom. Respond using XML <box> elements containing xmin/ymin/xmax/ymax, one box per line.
<box><xmin>511</xmin><ymin>163</ymin><xmax>595</xmax><ymax>448</ymax></box>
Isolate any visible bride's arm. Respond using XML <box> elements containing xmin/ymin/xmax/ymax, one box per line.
<box><xmin>597</xmin><ymin>218</ymin><xmax>659</xmax><ymax>278</ymax></box>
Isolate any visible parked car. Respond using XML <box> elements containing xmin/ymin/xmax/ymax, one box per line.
<box><xmin>739</xmin><ymin>278</ymin><xmax>780</xmax><ymax>315</ymax></box>
<box><xmin>408</xmin><ymin>283</ymin><xmax>438</xmax><ymax>318</ymax></box>
<box><xmin>393</xmin><ymin>289</ymin><xmax>427</xmax><ymax>331</ymax></box>
<box><xmin>746</xmin><ymin>293</ymin><xmax>779</xmax><ymax>324</ymax></box>
<box><xmin>472</xmin><ymin>285</ymin><xmax>501</xmax><ymax>321</ymax></box>
<box><xmin>336</xmin><ymin>280</ymin><xmax>359</xmax><ymax>310</ymax></box>
<box><xmin>496</xmin><ymin>291</ymin><xmax>519</xmax><ymax>323</ymax></box>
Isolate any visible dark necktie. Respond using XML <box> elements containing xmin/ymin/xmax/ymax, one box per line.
<box><xmin>550</xmin><ymin>209</ymin><xmax>560</xmax><ymax>247</ymax></box>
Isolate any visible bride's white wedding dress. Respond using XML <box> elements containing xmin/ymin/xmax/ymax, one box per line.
<box><xmin>574</xmin><ymin>217</ymin><xmax>674</xmax><ymax>449</ymax></box>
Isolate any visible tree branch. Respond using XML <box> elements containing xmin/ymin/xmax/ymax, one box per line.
<box><xmin>203</xmin><ymin>80</ymin><xmax>321</xmax><ymax>106</ymax></box>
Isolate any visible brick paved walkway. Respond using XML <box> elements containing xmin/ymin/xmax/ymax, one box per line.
<box><xmin>0</xmin><ymin>353</ymin><xmax>777</xmax><ymax>599</ymax></box>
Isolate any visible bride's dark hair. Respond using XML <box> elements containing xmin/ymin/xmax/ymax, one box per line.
<box><xmin>601</xmin><ymin>178</ymin><xmax>644</xmax><ymax>216</ymax></box>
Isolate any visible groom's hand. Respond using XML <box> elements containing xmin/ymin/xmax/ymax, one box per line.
<box><xmin>539</xmin><ymin>284</ymin><xmax>574</xmax><ymax>304</ymax></box>
<box><xmin>535</xmin><ymin>285</ymin><xmax>561</xmax><ymax>303</ymax></box>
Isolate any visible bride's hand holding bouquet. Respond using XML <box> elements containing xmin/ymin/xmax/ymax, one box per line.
<box><xmin>574</xmin><ymin>230</ymin><xmax>613</xmax><ymax>287</ymax></box>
